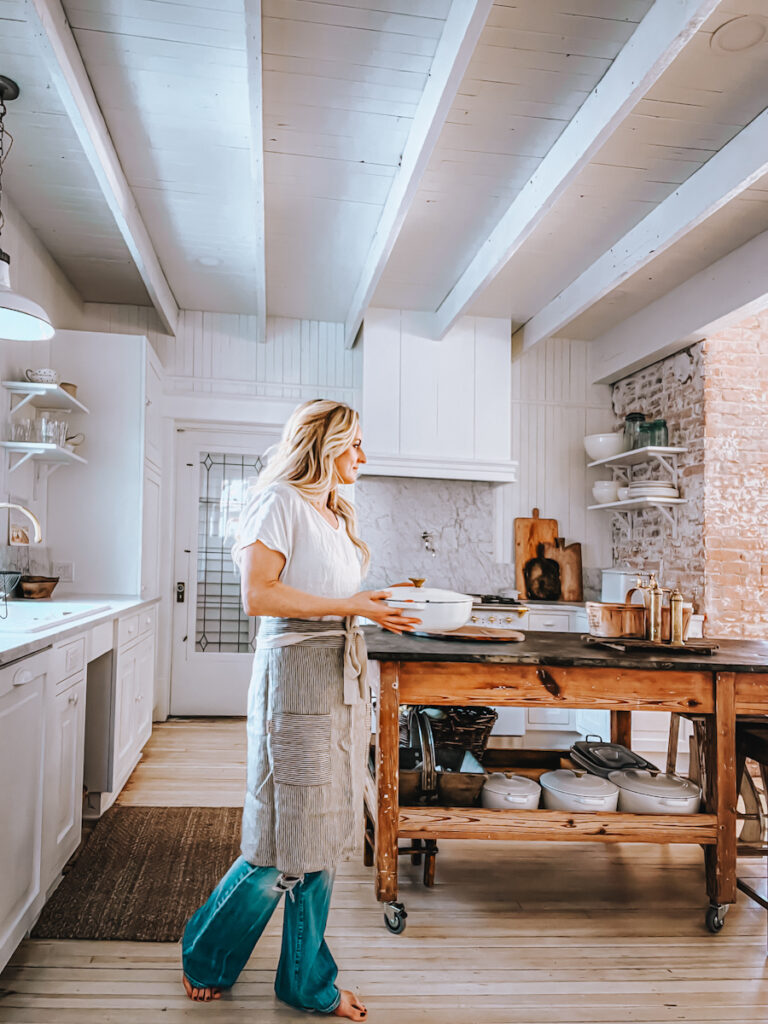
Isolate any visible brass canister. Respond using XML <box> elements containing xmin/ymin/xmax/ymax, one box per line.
<box><xmin>646</xmin><ymin>574</ymin><xmax>663</xmax><ymax>642</ymax></box>
<box><xmin>669</xmin><ymin>588</ymin><xmax>685</xmax><ymax>646</ymax></box>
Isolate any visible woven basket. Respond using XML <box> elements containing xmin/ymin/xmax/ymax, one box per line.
<box><xmin>400</xmin><ymin>706</ymin><xmax>497</xmax><ymax>758</ymax></box>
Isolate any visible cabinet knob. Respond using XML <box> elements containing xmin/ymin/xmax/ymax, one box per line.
<box><xmin>68</xmin><ymin>693</ymin><xmax>79</xmax><ymax>705</ymax></box>
<box><xmin>470</xmin><ymin>615</ymin><xmax>478</xmax><ymax>623</ymax></box>
<box><xmin>488</xmin><ymin>616</ymin><xmax>496</xmax><ymax>623</ymax></box>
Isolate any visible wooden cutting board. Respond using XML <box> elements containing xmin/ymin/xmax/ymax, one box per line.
<box><xmin>514</xmin><ymin>508</ymin><xmax>558</xmax><ymax>596</ymax></box>
<box><xmin>541</xmin><ymin>539</ymin><xmax>584</xmax><ymax>602</ymax></box>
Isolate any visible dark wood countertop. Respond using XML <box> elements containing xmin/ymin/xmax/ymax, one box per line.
<box><xmin>363</xmin><ymin>627</ymin><xmax>768</xmax><ymax>674</ymax></box>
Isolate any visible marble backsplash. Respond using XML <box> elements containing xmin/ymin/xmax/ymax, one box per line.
<box><xmin>354</xmin><ymin>476</ymin><xmax>601</xmax><ymax>599</ymax></box>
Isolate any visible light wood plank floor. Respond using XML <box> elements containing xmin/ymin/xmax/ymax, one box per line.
<box><xmin>2</xmin><ymin>719</ymin><xmax>768</xmax><ymax>1023</ymax></box>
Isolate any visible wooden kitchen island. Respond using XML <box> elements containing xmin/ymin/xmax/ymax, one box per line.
<box><xmin>363</xmin><ymin>628</ymin><xmax>768</xmax><ymax>935</ymax></box>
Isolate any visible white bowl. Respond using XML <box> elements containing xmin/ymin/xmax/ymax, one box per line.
<box><xmin>617</xmin><ymin>486</ymin><xmax>631</xmax><ymax>501</ymax></box>
<box><xmin>584</xmin><ymin>432</ymin><xmax>625</xmax><ymax>461</ymax></box>
<box><xmin>592</xmin><ymin>480</ymin><xmax>619</xmax><ymax>504</ymax></box>
<box><xmin>383</xmin><ymin>586</ymin><xmax>473</xmax><ymax>632</ymax></box>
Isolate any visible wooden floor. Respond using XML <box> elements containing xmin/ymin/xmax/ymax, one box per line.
<box><xmin>2</xmin><ymin>719</ymin><xmax>768</xmax><ymax>1023</ymax></box>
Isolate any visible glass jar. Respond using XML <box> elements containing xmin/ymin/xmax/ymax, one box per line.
<box><xmin>637</xmin><ymin>422</ymin><xmax>653</xmax><ymax>449</ymax></box>
<box><xmin>624</xmin><ymin>411</ymin><xmax>646</xmax><ymax>450</ymax></box>
<box><xmin>649</xmin><ymin>418</ymin><xmax>668</xmax><ymax>447</ymax></box>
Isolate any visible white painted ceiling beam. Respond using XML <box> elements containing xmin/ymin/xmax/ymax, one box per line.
<box><xmin>244</xmin><ymin>0</ymin><xmax>267</xmax><ymax>344</ymax></box>
<box><xmin>516</xmin><ymin>101</ymin><xmax>768</xmax><ymax>353</ymax></box>
<box><xmin>589</xmin><ymin>225</ymin><xmax>768</xmax><ymax>384</ymax></box>
<box><xmin>27</xmin><ymin>0</ymin><xmax>179</xmax><ymax>335</ymax></box>
<box><xmin>343</xmin><ymin>0</ymin><xmax>494</xmax><ymax>349</ymax></box>
<box><xmin>427</xmin><ymin>0</ymin><xmax>722</xmax><ymax>340</ymax></box>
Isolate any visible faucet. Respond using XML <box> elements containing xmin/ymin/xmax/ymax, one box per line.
<box><xmin>0</xmin><ymin>503</ymin><xmax>42</xmax><ymax>543</ymax></box>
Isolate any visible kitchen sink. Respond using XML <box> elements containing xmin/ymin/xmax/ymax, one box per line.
<box><xmin>0</xmin><ymin>599</ymin><xmax>112</xmax><ymax>633</ymax></box>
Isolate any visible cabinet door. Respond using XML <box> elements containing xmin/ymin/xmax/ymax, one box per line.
<box><xmin>0</xmin><ymin>656</ymin><xmax>47</xmax><ymax>972</ymax></box>
<box><xmin>134</xmin><ymin>633</ymin><xmax>156</xmax><ymax>750</ymax></box>
<box><xmin>144</xmin><ymin>354</ymin><xmax>163</xmax><ymax>471</ymax></box>
<box><xmin>113</xmin><ymin>647</ymin><xmax>137</xmax><ymax>785</ymax></box>
<box><xmin>141</xmin><ymin>463</ymin><xmax>162</xmax><ymax>599</ymax></box>
<box><xmin>43</xmin><ymin>676</ymin><xmax>86</xmax><ymax>880</ymax></box>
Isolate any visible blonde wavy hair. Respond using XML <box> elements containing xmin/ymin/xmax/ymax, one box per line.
<box><xmin>243</xmin><ymin>399</ymin><xmax>369</xmax><ymax>571</ymax></box>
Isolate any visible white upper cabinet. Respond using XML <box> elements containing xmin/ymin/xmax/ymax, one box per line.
<box><xmin>361</xmin><ymin>310</ymin><xmax>516</xmax><ymax>482</ymax></box>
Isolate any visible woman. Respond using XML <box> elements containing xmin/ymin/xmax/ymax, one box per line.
<box><xmin>181</xmin><ymin>400</ymin><xmax>419</xmax><ymax>1020</ymax></box>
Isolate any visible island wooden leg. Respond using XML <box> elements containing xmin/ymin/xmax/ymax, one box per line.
<box><xmin>611</xmin><ymin>710</ymin><xmax>632</xmax><ymax>748</ymax></box>
<box><xmin>375</xmin><ymin>661</ymin><xmax>400</xmax><ymax>903</ymax></box>
<box><xmin>704</xmin><ymin>672</ymin><xmax>737</xmax><ymax>907</ymax></box>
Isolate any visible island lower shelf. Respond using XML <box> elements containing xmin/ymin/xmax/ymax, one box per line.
<box><xmin>397</xmin><ymin>806</ymin><xmax>718</xmax><ymax>844</ymax></box>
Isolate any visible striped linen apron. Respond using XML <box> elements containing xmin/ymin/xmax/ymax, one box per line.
<box><xmin>240</xmin><ymin>617</ymin><xmax>370</xmax><ymax>875</ymax></box>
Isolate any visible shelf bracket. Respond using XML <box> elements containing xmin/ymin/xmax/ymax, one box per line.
<box><xmin>35</xmin><ymin>462</ymin><xmax>64</xmax><ymax>484</ymax></box>
<box><xmin>610</xmin><ymin>510</ymin><xmax>632</xmax><ymax>538</ymax></box>
<box><xmin>652</xmin><ymin>502</ymin><xmax>679</xmax><ymax>538</ymax></box>
<box><xmin>8</xmin><ymin>451</ymin><xmax>35</xmax><ymax>474</ymax></box>
<box><xmin>653</xmin><ymin>454</ymin><xmax>679</xmax><ymax>488</ymax></box>
<box><xmin>10</xmin><ymin>393</ymin><xmax>35</xmax><ymax>414</ymax></box>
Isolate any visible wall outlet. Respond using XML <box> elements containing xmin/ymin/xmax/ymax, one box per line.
<box><xmin>52</xmin><ymin>561</ymin><xmax>74</xmax><ymax>583</ymax></box>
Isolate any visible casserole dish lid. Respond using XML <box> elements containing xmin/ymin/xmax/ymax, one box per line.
<box><xmin>608</xmin><ymin>769</ymin><xmax>701</xmax><ymax>799</ymax></box>
<box><xmin>570</xmin><ymin>740</ymin><xmax>658</xmax><ymax>777</ymax></box>
<box><xmin>384</xmin><ymin>587</ymin><xmax>472</xmax><ymax>604</ymax></box>
<box><xmin>483</xmin><ymin>772</ymin><xmax>541</xmax><ymax>797</ymax></box>
<box><xmin>539</xmin><ymin>769</ymin><xmax>618</xmax><ymax>798</ymax></box>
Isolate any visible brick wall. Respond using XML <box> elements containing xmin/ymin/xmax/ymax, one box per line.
<box><xmin>702</xmin><ymin>318</ymin><xmax>768</xmax><ymax>639</ymax></box>
<box><xmin>610</xmin><ymin>317</ymin><xmax>768</xmax><ymax>639</ymax></box>
<box><xmin>611</xmin><ymin>346</ymin><xmax>706</xmax><ymax>606</ymax></box>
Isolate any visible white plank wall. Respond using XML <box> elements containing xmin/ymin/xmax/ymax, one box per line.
<box><xmin>509</xmin><ymin>335</ymin><xmax>613</xmax><ymax>568</ymax></box>
<box><xmin>81</xmin><ymin>306</ymin><xmax>361</xmax><ymax>406</ymax></box>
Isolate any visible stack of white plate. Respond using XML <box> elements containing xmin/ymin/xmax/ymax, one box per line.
<box><xmin>626</xmin><ymin>481</ymin><xmax>679</xmax><ymax>500</ymax></box>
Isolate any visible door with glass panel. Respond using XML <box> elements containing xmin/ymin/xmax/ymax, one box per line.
<box><xmin>171</xmin><ymin>428</ymin><xmax>279</xmax><ymax>715</ymax></box>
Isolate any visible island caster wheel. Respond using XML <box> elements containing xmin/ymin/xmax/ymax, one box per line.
<box><xmin>384</xmin><ymin>901</ymin><xmax>407</xmax><ymax>934</ymax></box>
<box><xmin>706</xmin><ymin>903</ymin><xmax>729</xmax><ymax>933</ymax></box>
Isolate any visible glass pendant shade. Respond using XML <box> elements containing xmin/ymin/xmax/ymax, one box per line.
<box><xmin>0</xmin><ymin>256</ymin><xmax>54</xmax><ymax>341</ymax></box>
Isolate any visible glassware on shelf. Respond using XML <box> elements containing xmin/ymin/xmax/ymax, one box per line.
<box><xmin>623</xmin><ymin>411</ymin><xmax>646</xmax><ymax>450</ymax></box>
<box><xmin>649</xmin><ymin>419</ymin><xmax>668</xmax><ymax>446</ymax></box>
<box><xmin>637</xmin><ymin>422</ymin><xmax>653</xmax><ymax>448</ymax></box>
<box><xmin>11</xmin><ymin>418</ymin><xmax>33</xmax><ymax>442</ymax></box>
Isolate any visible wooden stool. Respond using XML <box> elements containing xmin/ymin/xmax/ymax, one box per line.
<box><xmin>734</xmin><ymin>725</ymin><xmax>768</xmax><ymax>948</ymax></box>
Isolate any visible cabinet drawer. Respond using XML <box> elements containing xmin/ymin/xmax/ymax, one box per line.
<box><xmin>527</xmin><ymin>708</ymin><xmax>571</xmax><ymax>727</ymax></box>
<box><xmin>88</xmin><ymin>620</ymin><xmax>114</xmax><ymax>661</ymax></box>
<box><xmin>52</xmin><ymin>636</ymin><xmax>86</xmax><ymax>688</ymax></box>
<box><xmin>138</xmin><ymin>604</ymin><xmax>156</xmax><ymax>638</ymax></box>
<box><xmin>118</xmin><ymin>614</ymin><xmax>140</xmax><ymax>648</ymax></box>
<box><xmin>528</xmin><ymin>611</ymin><xmax>571</xmax><ymax>632</ymax></box>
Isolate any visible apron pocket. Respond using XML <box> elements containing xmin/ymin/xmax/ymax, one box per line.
<box><xmin>269</xmin><ymin>712</ymin><xmax>332</xmax><ymax>786</ymax></box>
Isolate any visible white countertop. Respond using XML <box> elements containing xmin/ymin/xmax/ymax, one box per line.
<box><xmin>0</xmin><ymin>595</ymin><xmax>159</xmax><ymax>666</ymax></box>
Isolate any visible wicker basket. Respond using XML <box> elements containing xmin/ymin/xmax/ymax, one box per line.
<box><xmin>400</xmin><ymin>705</ymin><xmax>498</xmax><ymax>758</ymax></box>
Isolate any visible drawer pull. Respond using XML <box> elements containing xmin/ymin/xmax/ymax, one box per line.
<box><xmin>68</xmin><ymin>693</ymin><xmax>79</xmax><ymax>706</ymax></box>
<box><xmin>12</xmin><ymin>669</ymin><xmax>33</xmax><ymax>687</ymax></box>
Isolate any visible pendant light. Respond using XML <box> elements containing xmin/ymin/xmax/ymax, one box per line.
<box><xmin>0</xmin><ymin>75</ymin><xmax>54</xmax><ymax>342</ymax></box>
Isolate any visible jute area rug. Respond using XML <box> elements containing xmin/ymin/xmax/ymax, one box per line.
<box><xmin>33</xmin><ymin>806</ymin><xmax>242</xmax><ymax>942</ymax></box>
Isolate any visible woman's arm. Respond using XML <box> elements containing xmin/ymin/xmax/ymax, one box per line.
<box><xmin>240</xmin><ymin>541</ymin><xmax>421</xmax><ymax>633</ymax></box>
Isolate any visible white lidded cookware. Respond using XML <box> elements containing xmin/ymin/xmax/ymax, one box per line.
<box><xmin>608</xmin><ymin>769</ymin><xmax>701</xmax><ymax>814</ymax></box>
<box><xmin>481</xmin><ymin>772</ymin><xmax>541</xmax><ymax>810</ymax></box>
<box><xmin>382</xmin><ymin>587</ymin><xmax>473</xmax><ymax>632</ymax></box>
<box><xmin>540</xmin><ymin>769</ymin><xmax>619</xmax><ymax>812</ymax></box>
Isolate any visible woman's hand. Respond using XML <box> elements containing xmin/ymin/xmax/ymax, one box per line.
<box><xmin>346</xmin><ymin>589</ymin><xmax>422</xmax><ymax>634</ymax></box>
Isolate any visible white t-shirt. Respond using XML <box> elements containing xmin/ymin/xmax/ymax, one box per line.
<box><xmin>234</xmin><ymin>482</ymin><xmax>363</xmax><ymax>616</ymax></box>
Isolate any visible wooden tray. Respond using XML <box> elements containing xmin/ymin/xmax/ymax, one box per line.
<box><xmin>582</xmin><ymin>634</ymin><xmax>719</xmax><ymax>655</ymax></box>
<box><xmin>413</xmin><ymin>626</ymin><xmax>525</xmax><ymax>642</ymax></box>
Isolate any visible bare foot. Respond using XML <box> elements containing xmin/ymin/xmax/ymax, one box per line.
<box><xmin>333</xmin><ymin>989</ymin><xmax>367</xmax><ymax>1021</ymax></box>
<box><xmin>182</xmin><ymin>973</ymin><xmax>222</xmax><ymax>1001</ymax></box>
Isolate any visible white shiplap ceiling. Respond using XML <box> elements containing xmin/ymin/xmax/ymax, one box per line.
<box><xmin>0</xmin><ymin>0</ymin><xmax>767</xmax><ymax>354</ymax></box>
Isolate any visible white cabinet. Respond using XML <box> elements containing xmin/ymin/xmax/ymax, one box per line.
<box><xmin>112</xmin><ymin>609</ymin><xmax>157</xmax><ymax>792</ymax></box>
<box><xmin>0</xmin><ymin>651</ymin><xmax>48</xmax><ymax>972</ymax></box>
<box><xmin>141</xmin><ymin>463</ymin><xmax>162</xmax><ymax>599</ymax></box>
<box><xmin>361</xmin><ymin>309</ymin><xmax>517</xmax><ymax>482</ymax></box>
<box><xmin>42</xmin><ymin>675</ymin><xmax>86</xmax><ymax>886</ymax></box>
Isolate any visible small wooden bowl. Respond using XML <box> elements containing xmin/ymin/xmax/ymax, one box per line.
<box><xmin>19</xmin><ymin>575</ymin><xmax>59</xmax><ymax>599</ymax></box>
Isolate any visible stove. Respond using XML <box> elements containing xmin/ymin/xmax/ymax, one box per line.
<box><xmin>471</xmin><ymin>593</ymin><xmax>524</xmax><ymax>608</ymax></box>
<box><xmin>469</xmin><ymin>594</ymin><xmax>528</xmax><ymax>627</ymax></box>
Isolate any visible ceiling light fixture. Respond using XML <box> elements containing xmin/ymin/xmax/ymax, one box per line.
<box><xmin>0</xmin><ymin>75</ymin><xmax>54</xmax><ymax>342</ymax></box>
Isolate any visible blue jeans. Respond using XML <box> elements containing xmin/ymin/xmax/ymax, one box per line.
<box><xmin>182</xmin><ymin>856</ymin><xmax>340</xmax><ymax>1013</ymax></box>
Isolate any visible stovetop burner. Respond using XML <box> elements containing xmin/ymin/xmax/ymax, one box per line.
<box><xmin>475</xmin><ymin>594</ymin><xmax>523</xmax><ymax>606</ymax></box>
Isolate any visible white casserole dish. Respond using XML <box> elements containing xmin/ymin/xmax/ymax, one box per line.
<box><xmin>539</xmin><ymin>769</ymin><xmax>619</xmax><ymax>812</ymax></box>
<box><xmin>382</xmin><ymin>586</ymin><xmax>473</xmax><ymax>632</ymax></box>
<box><xmin>608</xmin><ymin>769</ymin><xmax>702</xmax><ymax>814</ymax></box>
<box><xmin>481</xmin><ymin>772</ymin><xmax>541</xmax><ymax>810</ymax></box>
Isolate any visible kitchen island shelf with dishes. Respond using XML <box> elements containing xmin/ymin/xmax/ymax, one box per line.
<box><xmin>364</xmin><ymin>628</ymin><xmax>768</xmax><ymax>936</ymax></box>
<box><xmin>2</xmin><ymin>380</ymin><xmax>89</xmax><ymax>415</ymax></box>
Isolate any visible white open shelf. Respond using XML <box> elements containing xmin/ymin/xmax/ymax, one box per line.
<box><xmin>0</xmin><ymin>441</ymin><xmax>87</xmax><ymax>480</ymax></box>
<box><xmin>588</xmin><ymin>496</ymin><xmax>688</xmax><ymax>538</ymax></box>
<box><xmin>588</xmin><ymin>497</ymin><xmax>687</xmax><ymax>511</ymax></box>
<box><xmin>587</xmin><ymin>445</ymin><xmax>686</xmax><ymax>469</ymax></box>
<box><xmin>2</xmin><ymin>380</ymin><xmax>89</xmax><ymax>415</ymax></box>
